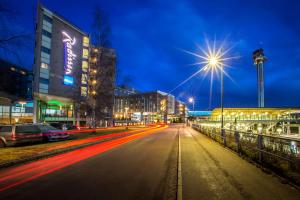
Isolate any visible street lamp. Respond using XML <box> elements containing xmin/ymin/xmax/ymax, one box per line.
<box><xmin>124</xmin><ymin>107</ymin><xmax>129</xmax><ymax>127</ymax></box>
<box><xmin>205</xmin><ymin>51</ymin><xmax>226</xmax><ymax>142</ymax></box>
<box><xmin>18</xmin><ymin>101</ymin><xmax>26</xmax><ymax>123</ymax></box>
<box><xmin>188</xmin><ymin>97</ymin><xmax>195</xmax><ymax>111</ymax></box>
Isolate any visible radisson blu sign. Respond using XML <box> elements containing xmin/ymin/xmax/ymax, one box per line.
<box><xmin>62</xmin><ymin>31</ymin><xmax>76</xmax><ymax>86</ymax></box>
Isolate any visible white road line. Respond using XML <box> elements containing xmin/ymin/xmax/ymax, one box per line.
<box><xmin>177</xmin><ymin>128</ymin><xmax>183</xmax><ymax>200</ymax></box>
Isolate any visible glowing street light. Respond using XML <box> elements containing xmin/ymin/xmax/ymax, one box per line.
<box><xmin>188</xmin><ymin>97</ymin><xmax>195</xmax><ymax>111</ymax></box>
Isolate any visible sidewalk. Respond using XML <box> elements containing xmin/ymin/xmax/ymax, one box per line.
<box><xmin>180</xmin><ymin>127</ymin><xmax>300</xmax><ymax>200</ymax></box>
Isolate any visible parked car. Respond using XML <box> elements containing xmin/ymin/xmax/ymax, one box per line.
<box><xmin>0</xmin><ymin>123</ymin><xmax>70</xmax><ymax>147</ymax></box>
<box><xmin>37</xmin><ymin>124</ymin><xmax>69</xmax><ymax>142</ymax></box>
<box><xmin>49</xmin><ymin>122</ymin><xmax>77</xmax><ymax>131</ymax></box>
<box><xmin>0</xmin><ymin>124</ymin><xmax>43</xmax><ymax>147</ymax></box>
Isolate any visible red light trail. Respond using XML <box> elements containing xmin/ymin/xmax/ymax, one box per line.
<box><xmin>0</xmin><ymin>125</ymin><xmax>167</xmax><ymax>192</ymax></box>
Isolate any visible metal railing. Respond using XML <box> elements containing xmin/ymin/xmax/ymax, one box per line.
<box><xmin>192</xmin><ymin>124</ymin><xmax>300</xmax><ymax>185</ymax></box>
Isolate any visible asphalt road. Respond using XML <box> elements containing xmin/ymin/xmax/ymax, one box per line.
<box><xmin>1</xmin><ymin>124</ymin><xmax>300</xmax><ymax>200</ymax></box>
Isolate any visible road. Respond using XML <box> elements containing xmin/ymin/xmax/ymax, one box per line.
<box><xmin>1</xmin><ymin>125</ymin><xmax>300</xmax><ymax>200</ymax></box>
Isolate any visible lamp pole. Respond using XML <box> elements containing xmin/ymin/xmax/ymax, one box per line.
<box><xmin>188</xmin><ymin>97</ymin><xmax>195</xmax><ymax>111</ymax></box>
<box><xmin>220</xmin><ymin>63</ymin><xmax>225</xmax><ymax>145</ymax></box>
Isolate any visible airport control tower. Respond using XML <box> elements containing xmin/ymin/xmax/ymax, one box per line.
<box><xmin>253</xmin><ymin>48</ymin><xmax>267</xmax><ymax>108</ymax></box>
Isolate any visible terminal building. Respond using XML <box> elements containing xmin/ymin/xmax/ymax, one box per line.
<box><xmin>195</xmin><ymin>107</ymin><xmax>300</xmax><ymax>135</ymax></box>
<box><xmin>33</xmin><ymin>5</ymin><xmax>90</xmax><ymax>125</ymax></box>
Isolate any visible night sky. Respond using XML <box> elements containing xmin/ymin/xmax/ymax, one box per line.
<box><xmin>2</xmin><ymin>0</ymin><xmax>300</xmax><ymax>110</ymax></box>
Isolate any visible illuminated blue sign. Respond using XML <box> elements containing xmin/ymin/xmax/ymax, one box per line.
<box><xmin>63</xmin><ymin>75</ymin><xmax>74</xmax><ymax>85</ymax></box>
<box><xmin>188</xmin><ymin>111</ymin><xmax>212</xmax><ymax>117</ymax></box>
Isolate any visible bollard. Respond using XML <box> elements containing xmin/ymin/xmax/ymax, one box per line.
<box><xmin>235</xmin><ymin>130</ymin><xmax>241</xmax><ymax>154</ymax></box>
<box><xmin>257</xmin><ymin>134</ymin><xmax>263</xmax><ymax>163</ymax></box>
<box><xmin>222</xmin><ymin>129</ymin><xmax>226</xmax><ymax>146</ymax></box>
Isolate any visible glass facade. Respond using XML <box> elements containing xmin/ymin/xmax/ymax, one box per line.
<box><xmin>39</xmin><ymin>10</ymin><xmax>53</xmax><ymax>94</ymax></box>
<box><xmin>0</xmin><ymin>104</ymin><xmax>33</xmax><ymax>124</ymax></box>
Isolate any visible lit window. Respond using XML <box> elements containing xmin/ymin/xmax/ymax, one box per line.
<box><xmin>41</xmin><ymin>63</ymin><xmax>49</xmax><ymax>69</ymax></box>
<box><xmin>81</xmin><ymin>74</ymin><xmax>87</xmax><ymax>84</ymax></box>
<box><xmin>91</xmin><ymin>57</ymin><xmax>97</xmax><ymax>63</ymax></box>
<box><xmin>82</xmin><ymin>49</ymin><xmax>89</xmax><ymax>59</ymax></box>
<box><xmin>82</xmin><ymin>61</ymin><xmax>88</xmax><ymax>72</ymax></box>
<box><xmin>81</xmin><ymin>87</ymin><xmax>87</xmax><ymax>97</ymax></box>
<box><xmin>83</xmin><ymin>37</ymin><xmax>89</xmax><ymax>47</ymax></box>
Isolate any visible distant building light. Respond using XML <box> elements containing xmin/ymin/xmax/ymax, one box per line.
<box><xmin>10</xmin><ymin>67</ymin><xmax>16</xmax><ymax>71</ymax></box>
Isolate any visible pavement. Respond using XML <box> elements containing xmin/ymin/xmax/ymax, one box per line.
<box><xmin>1</xmin><ymin>124</ymin><xmax>300</xmax><ymax>200</ymax></box>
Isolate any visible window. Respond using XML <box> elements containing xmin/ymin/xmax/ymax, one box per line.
<box><xmin>39</xmin><ymin>83</ymin><xmax>48</xmax><ymax>90</ymax></box>
<box><xmin>82</xmin><ymin>61</ymin><xmax>88</xmax><ymax>72</ymax></box>
<box><xmin>82</xmin><ymin>49</ymin><xmax>89</xmax><ymax>59</ymax></box>
<box><xmin>42</xmin><ymin>20</ymin><xmax>52</xmax><ymax>30</ymax></box>
<box><xmin>42</xmin><ymin>29</ymin><xmax>52</xmax><ymax>38</ymax></box>
<box><xmin>83</xmin><ymin>36</ymin><xmax>89</xmax><ymax>47</ymax></box>
<box><xmin>42</xmin><ymin>35</ymin><xmax>51</xmax><ymax>44</ymax></box>
<box><xmin>41</xmin><ymin>56</ymin><xmax>50</xmax><ymax>64</ymax></box>
<box><xmin>38</xmin><ymin>125</ymin><xmax>57</xmax><ymax>132</ymax></box>
<box><xmin>41</xmin><ymin>63</ymin><xmax>49</xmax><ymax>69</ymax></box>
<box><xmin>39</xmin><ymin>88</ymin><xmax>48</xmax><ymax>94</ymax></box>
<box><xmin>40</xmin><ymin>68</ymin><xmax>49</xmax><ymax>79</ymax></box>
<box><xmin>41</xmin><ymin>46</ymin><xmax>51</xmax><ymax>54</ymax></box>
<box><xmin>41</xmin><ymin>39</ymin><xmax>51</xmax><ymax>50</ymax></box>
<box><xmin>39</xmin><ymin>83</ymin><xmax>48</xmax><ymax>94</ymax></box>
<box><xmin>81</xmin><ymin>74</ymin><xmax>87</xmax><ymax>84</ymax></box>
<box><xmin>41</xmin><ymin>52</ymin><xmax>50</xmax><ymax>60</ymax></box>
<box><xmin>16</xmin><ymin>125</ymin><xmax>41</xmax><ymax>134</ymax></box>
<box><xmin>42</xmin><ymin>23</ymin><xmax>52</xmax><ymax>33</ymax></box>
<box><xmin>0</xmin><ymin>126</ymin><xmax>12</xmax><ymax>133</ymax></box>
<box><xmin>39</xmin><ymin>78</ymin><xmax>49</xmax><ymax>85</ymax></box>
<box><xmin>81</xmin><ymin>87</ymin><xmax>87</xmax><ymax>97</ymax></box>
<box><xmin>43</xmin><ymin>14</ymin><xmax>53</xmax><ymax>23</ymax></box>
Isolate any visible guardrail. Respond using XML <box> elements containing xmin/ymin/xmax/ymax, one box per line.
<box><xmin>192</xmin><ymin>124</ymin><xmax>300</xmax><ymax>185</ymax></box>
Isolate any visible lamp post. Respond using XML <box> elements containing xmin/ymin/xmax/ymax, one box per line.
<box><xmin>125</xmin><ymin>107</ymin><xmax>129</xmax><ymax>127</ymax></box>
<box><xmin>206</xmin><ymin>54</ymin><xmax>226</xmax><ymax>144</ymax></box>
<box><xmin>188</xmin><ymin>97</ymin><xmax>195</xmax><ymax>111</ymax></box>
<box><xmin>220</xmin><ymin>63</ymin><xmax>225</xmax><ymax>142</ymax></box>
<box><xmin>18</xmin><ymin>101</ymin><xmax>26</xmax><ymax>123</ymax></box>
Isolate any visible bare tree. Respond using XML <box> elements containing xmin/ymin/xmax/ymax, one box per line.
<box><xmin>88</xmin><ymin>6</ymin><xmax>116</xmax><ymax>127</ymax></box>
<box><xmin>0</xmin><ymin>1</ymin><xmax>33</xmax><ymax>64</ymax></box>
<box><xmin>91</xmin><ymin>6</ymin><xmax>111</xmax><ymax>48</ymax></box>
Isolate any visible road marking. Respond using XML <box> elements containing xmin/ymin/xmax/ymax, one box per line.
<box><xmin>177</xmin><ymin>128</ymin><xmax>183</xmax><ymax>200</ymax></box>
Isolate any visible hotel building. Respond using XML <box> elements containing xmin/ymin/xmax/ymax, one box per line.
<box><xmin>33</xmin><ymin>5</ymin><xmax>90</xmax><ymax>125</ymax></box>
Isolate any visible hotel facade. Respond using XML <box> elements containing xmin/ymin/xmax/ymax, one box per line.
<box><xmin>33</xmin><ymin>5</ymin><xmax>90</xmax><ymax>125</ymax></box>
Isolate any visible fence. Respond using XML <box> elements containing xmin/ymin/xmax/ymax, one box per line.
<box><xmin>192</xmin><ymin>124</ymin><xmax>300</xmax><ymax>185</ymax></box>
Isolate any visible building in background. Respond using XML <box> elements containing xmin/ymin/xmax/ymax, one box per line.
<box><xmin>114</xmin><ymin>90</ymin><xmax>186</xmax><ymax>125</ymax></box>
<box><xmin>33</xmin><ymin>5</ymin><xmax>90</xmax><ymax>125</ymax></box>
<box><xmin>0</xmin><ymin>60</ymin><xmax>33</xmax><ymax>100</ymax></box>
<box><xmin>115</xmin><ymin>86</ymin><xmax>138</xmax><ymax>96</ymax></box>
<box><xmin>89</xmin><ymin>46</ymin><xmax>116</xmax><ymax>127</ymax></box>
<box><xmin>0</xmin><ymin>60</ymin><xmax>33</xmax><ymax>124</ymax></box>
<box><xmin>174</xmin><ymin>100</ymin><xmax>187</xmax><ymax>122</ymax></box>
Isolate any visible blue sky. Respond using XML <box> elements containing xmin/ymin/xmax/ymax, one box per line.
<box><xmin>2</xmin><ymin>0</ymin><xmax>300</xmax><ymax>109</ymax></box>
